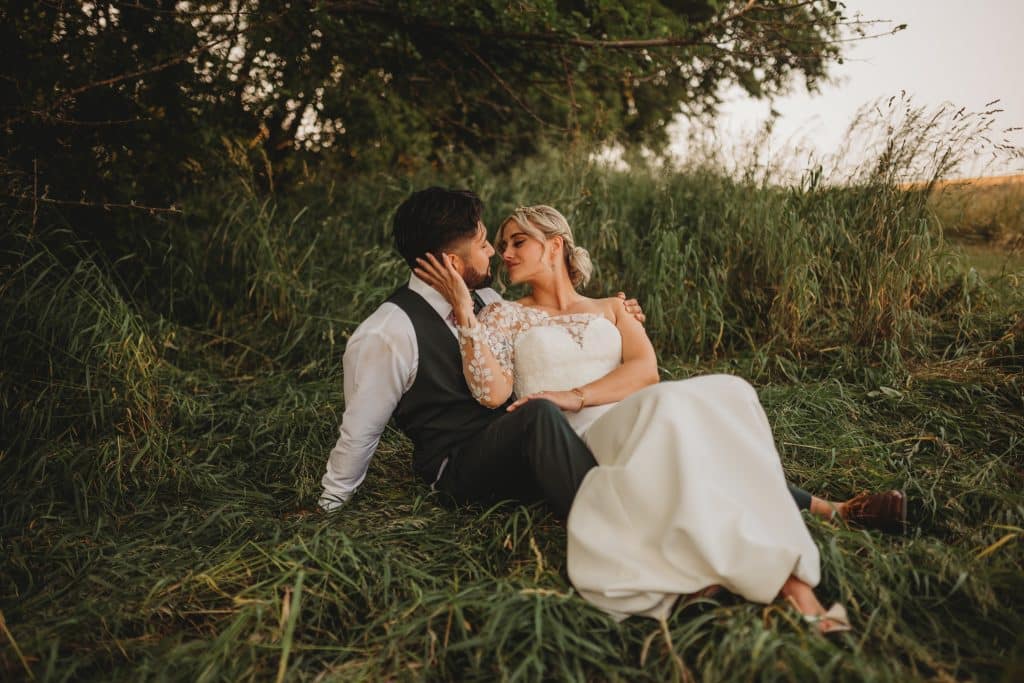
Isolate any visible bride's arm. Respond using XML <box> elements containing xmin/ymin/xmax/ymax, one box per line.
<box><xmin>507</xmin><ymin>298</ymin><xmax>658</xmax><ymax>413</ymax></box>
<box><xmin>414</xmin><ymin>254</ymin><xmax>515</xmax><ymax>408</ymax></box>
<box><xmin>455</xmin><ymin>304</ymin><xmax>516</xmax><ymax>408</ymax></box>
<box><xmin>570</xmin><ymin>298</ymin><xmax>659</xmax><ymax>407</ymax></box>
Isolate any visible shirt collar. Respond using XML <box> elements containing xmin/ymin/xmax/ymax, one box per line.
<box><xmin>408</xmin><ymin>272</ymin><xmax>453</xmax><ymax>320</ymax></box>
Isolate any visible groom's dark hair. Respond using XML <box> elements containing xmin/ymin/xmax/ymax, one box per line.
<box><xmin>393</xmin><ymin>187</ymin><xmax>484</xmax><ymax>268</ymax></box>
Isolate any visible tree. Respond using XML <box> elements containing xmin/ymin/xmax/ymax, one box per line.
<box><xmin>2</xmin><ymin>0</ymin><xmax>881</xmax><ymax>208</ymax></box>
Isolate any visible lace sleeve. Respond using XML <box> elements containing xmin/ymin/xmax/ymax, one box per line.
<box><xmin>455</xmin><ymin>302</ymin><xmax>516</xmax><ymax>407</ymax></box>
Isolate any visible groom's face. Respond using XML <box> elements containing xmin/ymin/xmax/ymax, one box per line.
<box><xmin>452</xmin><ymin>222</ymin><xmax>495</xmax><ymax>289</ymax></box>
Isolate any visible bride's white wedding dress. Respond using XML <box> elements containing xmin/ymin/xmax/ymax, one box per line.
<box><xmin>467</xmin><ymin>301</ymin><xmax>821</xmax><ymax>620</ymax></box>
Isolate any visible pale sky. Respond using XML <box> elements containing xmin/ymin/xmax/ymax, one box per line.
<box><xmin>668</xmin><ymin>0</ymin><xmax>1024</xmax><ymax>180</ymax></box>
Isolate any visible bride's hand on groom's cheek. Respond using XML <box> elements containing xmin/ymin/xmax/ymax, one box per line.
<box><xmin>507</xmin><ymin>391</ymin><xmax>579</xmax><ymax>413</ymax></box>
<box><xmin>415</xmin><ymin>253</ymin><xmax>471</xmax><ymax>307</ymax></box>
<box><xmin>616</xmin><ymin>292</ymin><xmax>646</xmax><ymax>325</ymax></box>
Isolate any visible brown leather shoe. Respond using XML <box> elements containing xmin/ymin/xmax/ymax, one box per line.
<box><xmin>841</xmin><ymin>490</ymin><xmax>907</xmax><ymax>534</ymax></box>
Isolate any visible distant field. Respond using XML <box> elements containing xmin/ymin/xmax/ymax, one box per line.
<box><xmin>925</xmin><ymin>173</ymin><xmax>1024</xmax><ymax>189</ymax></box>
<box><xmin>911</xmin><ymin>174</ymin><xmax>1024</xmax><ymax>277</ymax></box>
<box><xmin>958</xmin><ymin>243</ymin><xmax>1024</xmax><ymax>280</ymax></box>
<box><xmin>926</xmin><ymin>173</ymin><xmax>1024</xmax><ymax>243</ymax></box>
<box><xmin>900</xmin><ymin>173</ymin><xmax>1024</xmax><ymax>190</ymax></box>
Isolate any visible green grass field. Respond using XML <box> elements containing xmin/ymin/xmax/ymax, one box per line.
<box><xmin>2</xmin><ymin>150</ymin><xmax>1022</xmax><ymax>681</ymax></box>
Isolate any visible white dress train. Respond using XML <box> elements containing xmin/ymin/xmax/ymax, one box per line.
<box><xmin>463</xmin><ymin>301</ymin><xmax>820</xmax><ymax>620</ymax></box>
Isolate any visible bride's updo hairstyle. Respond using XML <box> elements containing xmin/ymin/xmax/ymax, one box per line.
<box><xmin>500</xmin><ymin>205</ymin><xmax>594</xmax><ymax>288</ymax></box>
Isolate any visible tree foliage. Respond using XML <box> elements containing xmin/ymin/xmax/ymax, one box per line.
<box><xmin>2</xmin><ymin>0</ymin><xmax>864</xmax><ymax>207</ymax></box>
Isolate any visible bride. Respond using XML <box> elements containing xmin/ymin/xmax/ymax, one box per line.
<box><xmin>414</xmin><ymin>205</ymin><xmax>850</xmax><ymax>632</ymax></box>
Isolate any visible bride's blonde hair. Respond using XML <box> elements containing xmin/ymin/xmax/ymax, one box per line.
<box><xmin>499</xmin><ymin>205</ymin><xmax>593</xmax><ymax>288</ymax></box>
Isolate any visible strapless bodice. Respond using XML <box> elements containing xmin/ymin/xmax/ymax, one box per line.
<box><xmin>513</xmin><ymin>315</ymin><xmax>622</xmax><ymax>434</ymax></box>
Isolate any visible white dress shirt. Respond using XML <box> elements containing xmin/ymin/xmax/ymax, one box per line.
<box><xmin>319</xmin><ymin>274</ymin><xmax>503</xmax><ymax>510</ymax></box>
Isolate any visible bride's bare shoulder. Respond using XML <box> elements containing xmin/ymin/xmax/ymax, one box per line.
<box><xmin>592</xmin><ymin>296</ymin><xmax>626</xmax><ymax>322</ymax></box>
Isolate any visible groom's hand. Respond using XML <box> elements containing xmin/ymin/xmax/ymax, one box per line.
<box><xmin>617</xmin><ymin>292</ymin><xmax>646</xmax><ymax>325</ymax></box>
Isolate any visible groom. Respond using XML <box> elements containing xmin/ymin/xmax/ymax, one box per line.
<box><xmin>319</xmin><ymin>187</ymin><xmax>907</xmax><ymax>532</ymax></box>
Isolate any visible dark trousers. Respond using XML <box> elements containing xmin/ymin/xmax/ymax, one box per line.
<box><xmin>788</xmin><ymin>483</ymin><xmax>812</xmax><ymax>510</ymax></box>
<box><xmin>436</xmin><ymin>398</ymin><xmax>815</xmax><ymax>517</ymax></box>
<box><xmin>436</xmin><ymin>399</ymin><xmax>595</xmax><ymax>518</ymax></box>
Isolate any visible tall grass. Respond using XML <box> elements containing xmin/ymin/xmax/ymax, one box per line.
<box><xmin>2</xmin><ymin>102</ymin><xmax>1022</xmax><ymax>681</ymax></box>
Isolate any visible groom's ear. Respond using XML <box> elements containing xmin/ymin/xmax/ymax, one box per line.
<box><xmin>442</xmin><ymin>250</ymin><xmax>466</xmax><ymax>274</ymax></box>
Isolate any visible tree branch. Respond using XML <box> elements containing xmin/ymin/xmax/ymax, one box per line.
<box><xmin>314</xmin><ymin>0</ymin><xmax>880</xmax><ymax>73</ymax></box>
<box><xmin>460</xmin><ymin>43</ymin><xmax>555</xmax><ymax>129</ymax></box>
<box><xmin>322</xmin><ymin>0</ymin><xmax>756</xmax><ymax>50</ymax></box>
<box><xmin>6</xmin><ymin>8</ymin><xmax>288</xmax><ymax>128</ymax></box>
<box><xmin>5</xmin><ymin>193</ymin><xmax>182</xmax><ymax>214</ymax></box>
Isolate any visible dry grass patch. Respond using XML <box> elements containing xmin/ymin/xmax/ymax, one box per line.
<box><xmin>927</xmin><ymin>173</ymin><xmax>1024</xmax><ymax>245</ymax></box>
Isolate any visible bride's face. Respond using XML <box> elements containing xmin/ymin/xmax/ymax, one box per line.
<box><xmin>499</xmin><ymin>222</ymin><xmax>552</xmax><ymax>284</ymax></box>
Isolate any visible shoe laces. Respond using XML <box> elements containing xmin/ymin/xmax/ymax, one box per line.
<box><xmin>843</xmin><ymin>491</ymin><xmax>874</xmax><ymax>520</ymax></box>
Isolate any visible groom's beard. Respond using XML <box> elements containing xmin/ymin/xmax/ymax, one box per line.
<box><xmin>463</xmin><ymin>263</ymin><xmax>493</xmax><ymax>289</ymax></box>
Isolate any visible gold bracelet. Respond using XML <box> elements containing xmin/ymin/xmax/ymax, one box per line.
<box><xmin>571</xmin><ymin>387</ymin><xmax>585</xmax><ymax>412</ymax></box>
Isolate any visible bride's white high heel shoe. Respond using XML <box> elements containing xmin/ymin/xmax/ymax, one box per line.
<box><xmin>802</xmin><ymin>602</ymin><xmax>852</xmax><ymax>635</ymax></box>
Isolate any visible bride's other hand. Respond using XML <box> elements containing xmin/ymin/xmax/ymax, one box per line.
<box><xmin>414</xmin><ymin>253</ymin><xmax>475</xmax><ymax>323</ymax></box>
<box><xmin>616</xmin><ymin>292</ymin><xmax>645</xmax><ymax>325</ymax></box>
<box><xmin>507</xmin><ymin>390</ymin><xmax>580</xmax><ymax>413</ymax></box>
